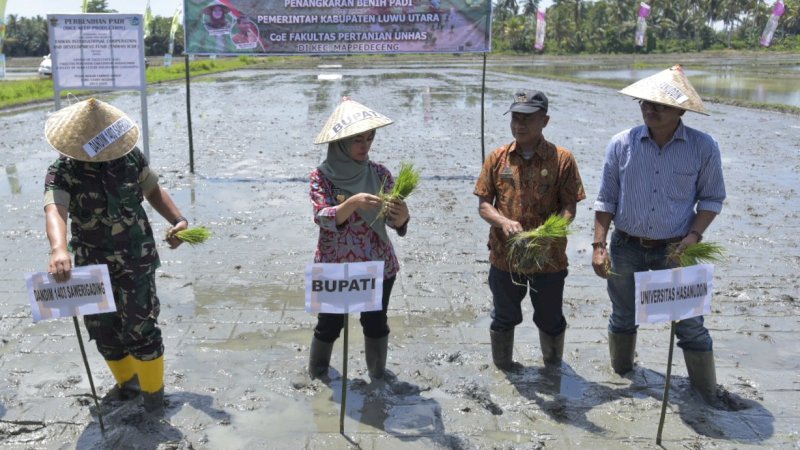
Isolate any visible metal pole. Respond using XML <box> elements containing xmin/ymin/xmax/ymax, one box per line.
<box><xmin>339</xmin><ymin>314</ymin><xmax>349</xmax><ymax>435</ymax></box>
<box><xmin>140</xmin><ymin>89</ymin><xmax>150</xmax><ymax>162</ymax></box>
<box><xmin>480</xmin><ymin>53</ymin><xmax>487</xmax><ymax>163</ymax></box>
<box><xmin>185</xmin><ymin>54</ymin><xmax>195</xmax><ymax>173</ymax></box>
<box><xmin>656</xmin><ymin>321</ymin><xmax>677</xmax><ymax>445</ymax></box>
<box><xmin>73</xmin><ymin>317</ymin><xmax>105</xmax><ymax>433</ymax></box>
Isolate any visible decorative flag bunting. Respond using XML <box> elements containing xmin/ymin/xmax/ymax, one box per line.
<box><xmin>635</xmin><ymin>3</ymin><xmax>651</xmax><ymax>47</ymax></box>
<box><xmin>760</xmin><ymin>1</ymin><xmax>785</xmax><ymax>47</ymax></box>
<box><xmin>534</xmin><ymin>9</ymin><xmax>546</xmax><ymax>51</ymax></box>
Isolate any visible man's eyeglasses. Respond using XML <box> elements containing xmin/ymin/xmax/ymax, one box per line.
<box><xmin>638</xmin><ymin>100</ymin><xmax>671</xmax><ymax>112</ymax></box>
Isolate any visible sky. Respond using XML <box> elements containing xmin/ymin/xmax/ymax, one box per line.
<box><xmin>4</xmin><ymin>0</ymin><xmax>555</xmax><ymax>19</ymax></box>
<box><xmin>4</xmin><ymin>0</ymin><xmax>181</xmax><ymax>19</ymax></box>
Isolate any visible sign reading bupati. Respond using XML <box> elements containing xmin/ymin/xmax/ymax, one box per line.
<box><xmin>184</xmin><ymin>0</ymin><xmax>491</xmax><ymax>55</ymax></box>
<box><xmin>47</xmin><ymin>14</ymin><xmax>146</xmax><ymax>90</ymax></box>
<box><xmin>305</xmin><ymin>261</ymin><xmax>384</xmax><ymax>314</ymax></box>
<box><xmin>634</xmin><ymin>264</ymin><xmax>714</xmax><ymax>325</ymax></box>
<box><xmin>25</xmin><ymin>265</ymin><xmax>116</xmax><ymax>323</ymax></box>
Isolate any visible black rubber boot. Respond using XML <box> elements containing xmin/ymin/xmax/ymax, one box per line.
<box><xmin>683</xmin><ymin>350</ymin><xmax>720</xmax><ymax>406</ymax></box>
<box><xmin>609</xmin><ymin>331</ymin><xmax>637</xmax><ymax>375</ymax></box>
<box><xmin>539</xmin><ymin>330</ymin><xmax>565</xmax><ymax>367</ymax></box>
<box><xmin>364</xmin><ymin>335</ymin><xmax>389</xmax><ymax>380</ymax></box>
<box><xmin>308</xmin><ymin>336</ymin><xmax>334</xmax><ymax>379</ymax></box>
<box><xmin>490</xmin><ymin>329</ymin><xmax>515</xmax><ymax>370</ymax></box>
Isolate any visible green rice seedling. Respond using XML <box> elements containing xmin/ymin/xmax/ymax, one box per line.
<box><xmin>507</xmin><ymin>214</ymin><xmax>572</xmax><ymax>272</ymax></box>
<box><xmin>175</xmin><ymin>226</ymin><xmax>212</xmax><ymax>246</ymax></box>
<box><xmin>383</xmin><ymin>162</ymin><xmax>421</xmax><ymax>201</ymax></box>
<box><xmin>603</xmin><ymin>254</ymin><xmax>618</xmax><ymax>278</ymax></box>
<box><xmin>668</xmin><ymin>242</ymin><xmax>725</xmax><ymax>267</ymax></box>
<box><xmin>376</xmin><ymin>162</ymin><xmax>420</xmax><ymax>221</ymax></box>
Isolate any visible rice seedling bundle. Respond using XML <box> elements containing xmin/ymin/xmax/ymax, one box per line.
<box><xmin>376</xmin><ymin>162</ymin><xmax>420</xmax><ymax>221</ymax></box>
<box><xmin>175</xmin><ymin>226</ymin><xmax>212</xmax><ymax>246</ymax></box>
<box><xmin>385</xmin><ymin>162</ymin><xmax>421</xmax><ymax>201</ymax></box>
<box><xmin>668</xmin><ymin>242</ymin><xmax>725</xmax><ymax>267</ymax></box>
<box><xmin>507</xmin><ymin>214</ymin><xmax>571</xmax><ymax>272</ymax></box>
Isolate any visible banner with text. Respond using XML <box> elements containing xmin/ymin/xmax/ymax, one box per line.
<box><xmin>25</xmin><ymin>265</ymin><xmax>116</xmax><ymax>323</ymax></box>
<box><xmin>47</xmin><ymin>14</ymin><xmax>146</xmax><ymax>90</ymax></box>
<box><xmin>305</xmin><ymin>261</ymin><xmax>384</xmax><ymax>314</ymax></box>
<box><xmin>184</xmin><ymin>0</ymin><xmax>491</xmax><ymax>55</ymax></box>
<box><xmin>634</xmin><ymin>264</ymin><xmax>714</xmax><ymax>325</ymax></box>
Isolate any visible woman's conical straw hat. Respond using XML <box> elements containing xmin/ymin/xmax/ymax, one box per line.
<box><xmin>45</xmin><ymin>98</ymin><xmax>140</xmax><ymax>162</ymax></box>
<box><xmin>619</xmin><ymin>64</ymin><xmax>709</xmax><ymax>115</ymax></box>
<box><xmin>314</xmin><ymin>97</ymin><xmax>393</xmax><ymax>144</ymax></box>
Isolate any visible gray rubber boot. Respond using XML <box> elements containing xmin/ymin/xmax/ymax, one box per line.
<box><xmin>539</xmin><ymin>330</ymin><xmax>565</xmax><ymax>367</ymax></box>
<box><xmin>683</xmin><ymin>350</ymin><xmax>719</xmax><ymax>405</ymax></box>
<box><xmin>308</xmin><ymin>337</ymin><xmax>334</xmax><ymax>379</ymax></box>
<box><xmin>364</xmin><ymin>335</ymin><xmax>389</xmax><ymax>380</ymax></box>
<box><xmin>608</xmin><ymin>331</ymin><xmax>637</xmax><ymax>375</ymax></box>
<box><xmin>141</xmin><ymin>388</ymin><xmax>164</xmax><ymax>416</ymax></box>
<box><xmin>490</xmin><ymin>329</ymin><xmax>515</xmax><ymax>370</ymax></box>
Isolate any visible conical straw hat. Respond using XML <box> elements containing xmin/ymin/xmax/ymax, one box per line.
<box><xmin>619</xmin><ymin>65</ymin><xmax>709</xmax><ymax>115</ymax></box>
<box><xmin>314</xmin><ymin>97</ymin><xmax>393</xmax><ymax>144</ymax></box>
<box><xmin>45</xmin><ymin>98</ymin><xmax>140</xmax><ymax>162</ymax></box>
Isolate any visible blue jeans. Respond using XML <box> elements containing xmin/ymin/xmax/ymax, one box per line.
<box><xmin>607</xmin><ymin>230</ymin><xmax>712</xmax><ymax>352</ymax></box>
<box><xmin>489</xmin><ymin>266</ymin><xmax>567</xmax><ymax>336</ymax></box>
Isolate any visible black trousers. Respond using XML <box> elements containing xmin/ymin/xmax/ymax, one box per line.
<box><xmin>489</xmin><ymin>266</ymin><xmax>567</xmax><ymax>336</ymax></box>
<box><xmin>314</xmin><ymin>276</ymin><xmax>395</xmax><ymax>342</ymax></box>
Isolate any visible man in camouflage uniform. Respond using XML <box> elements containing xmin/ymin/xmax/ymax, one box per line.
<box><xmin>43</xmin><ymin>98</ymin><xmax>188</xmax><ymax>415</ymax></box>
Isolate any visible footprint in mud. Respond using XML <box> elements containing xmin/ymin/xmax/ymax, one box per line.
<box><xmin>451</xmin><ymin>380</ymin><xmax>503</xmax><ymax>415</ymax></box>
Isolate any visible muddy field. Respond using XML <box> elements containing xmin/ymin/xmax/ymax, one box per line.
<box><xmin>0</xmin><ymin>58</ymin><xmax>798</xmax><ymax>449</ymax></box>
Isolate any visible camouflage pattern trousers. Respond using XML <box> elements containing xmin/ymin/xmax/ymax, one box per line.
<box><xmin>84</xmin><ymin>271</ymin><xmax>164</xmax><ymax>361</ymax></box>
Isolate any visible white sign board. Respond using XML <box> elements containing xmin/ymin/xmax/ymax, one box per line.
<box><xmin>47</xmin><ymin>14</ymin><xmax>146</xmax><ymax>90</ymax></box>
<box><xmin>635</xmin><ymin>264</ymin><xmax>714</xmax><ymax>325</ymax></box>
<box><xmin>25</xmin><ymin>264</ymin><xmax>116</xmax><ymax>323</ymax></box>
<box><xmin>305</xmin><ymin>262</ymin><xmax>384</xmax><ymax>314</ymax></box>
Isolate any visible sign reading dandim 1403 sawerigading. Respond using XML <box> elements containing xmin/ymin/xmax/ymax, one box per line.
<box><xmin>634</xmin><ymin>264</ymin><xmax>714</xmax><ymax>325</ymax></box>
<box><xmin>184</xmin><ymin>0</ymin><xmax>491</xmax><ymax>55</ymax></box>
<box><xmin>25</xmin><ymin>265</ymin><xmax>116</xmax><ymax>323</ymax></box>
<box><xmin>47</xmin><ymin>14</ymin><xmax>146</xmax><ymax>90</ymax></box>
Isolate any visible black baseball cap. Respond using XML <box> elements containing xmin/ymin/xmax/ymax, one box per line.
<box><xmin>504</xmin><ymin>90</ymin><xmax>548</xmax><ymax>114</ymax></box>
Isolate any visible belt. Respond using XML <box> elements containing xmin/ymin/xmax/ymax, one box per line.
<box><xmin>616</xmin><ymin>230</ymin><xmax>683</xmax><ymax>248</ymax></box>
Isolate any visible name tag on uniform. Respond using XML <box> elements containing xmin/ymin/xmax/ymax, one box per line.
<box><xmin>500</xmin><ymin>165</ymin><xmax>514</xmax><ymax>180</ymax></box>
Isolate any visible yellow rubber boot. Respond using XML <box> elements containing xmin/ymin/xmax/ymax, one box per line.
<box><xmin>136</xmin><ymin>356</ymin><xmax>165</xmax><ymax>414</ymax></box>
<box><xmin>105</xmin><ymin>355</ymin><xmax>139</xmax><ymax>400</ymax></box>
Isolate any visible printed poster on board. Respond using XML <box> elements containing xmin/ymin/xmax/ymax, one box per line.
<box><xmin>47</xmin><ymin>14</ymin><xmax>146</xmax><ymax>90</ymax></box>
<box><xmin>184</xmin><ymin>0</ymin><xmax>492</xmax><ymax>55</ymax></box>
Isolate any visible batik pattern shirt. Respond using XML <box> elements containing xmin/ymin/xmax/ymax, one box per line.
<box><xmin>44</xmin><ymin>148</ymin><xmax>161</xmax><ymax>278</ymax></box>
<box><xmin>474</xmin><ymin>140</ymin><xmax>586</xmax><ymax>273</ymax></box>
<box><xmin>310</xmin><ymin>162</ymin><xmax>404</xmax><ymax>279</ymax></box>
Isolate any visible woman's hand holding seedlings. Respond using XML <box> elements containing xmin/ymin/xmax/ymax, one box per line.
<box><xmin>385</xmin><ymin>198</ymin><xmax>409</xmax><ymax>228</ymax></box>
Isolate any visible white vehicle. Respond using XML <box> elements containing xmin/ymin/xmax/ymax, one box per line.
<box><xmin>38</xmin><ymin>54</ymin><xmax>52</xmax><ymax>77</ymax></box>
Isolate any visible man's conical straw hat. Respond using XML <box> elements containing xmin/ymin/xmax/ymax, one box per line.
<box><xmin>314</xmin><ymin>97</ymin><xmax>393</xmax><ymax>144</ymax></box>
<box><xmin>45</xmin><ymin>98</ymin><xmax>140</xmax><ymax>162</ymax></box>
<box><xmin>619</xmin><ymin>64</ymin><xmax>709</xmax><ymax>115</ymax></box>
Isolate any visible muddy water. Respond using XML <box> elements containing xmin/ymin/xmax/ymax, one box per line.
<box><xmin>0</xmin><ymin>59</ymin><xmax>798</xmax><ymax>449</ymax></box>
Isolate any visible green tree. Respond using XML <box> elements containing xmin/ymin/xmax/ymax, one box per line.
<box><xmin>85</xmin><ymin>0</ymin><xmax>117</xmax><ymax>13</ymax></box>
<box><xmin>2</xmin><ymin>15</ymin><xmax>48</xmax><ymax>56</ymax></box>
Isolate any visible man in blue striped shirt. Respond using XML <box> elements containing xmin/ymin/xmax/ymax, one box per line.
<box><xmin>591</xmin><ymin>65</ymin><xmax>727</xmax><ymax>407</ymax></box>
